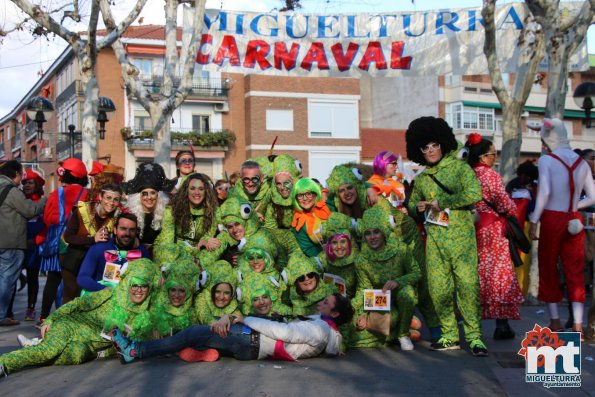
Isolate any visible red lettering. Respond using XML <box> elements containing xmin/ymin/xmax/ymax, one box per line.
<box><xmin>274</xmin><ymin>42</ymin><xmax>300</xmax><ymax>71</ymax></box>
<box><xmin>196</xmin><ymin>34</ymin><xmax>212</xmax><ymax>64</ymax></box>
<box><xmin>300</xmin><ymin>42</ymin><xmax>329</xmax><ymax>71</ymax></box>
<box><xmin>331</xmin><ymin>42</ymin><xmax>359</xmax><ymax>72</ymax></box>
<box><xmin>358</xmin><ymin>41</ymin><xmax>387</xmax><ymax>71</ymax></box>
<box><xmin>390</xmin><ymin>41</ymin><xmax>412</xmax><ymax>69</ymax></box>
<box><xmin>212</xmin><ymin>35</ymin><xmax>241</xmax><ymax>67</ymax></box>
<box><xmin>243</xmin><ymin>40</ymin><xmax>272</xmax><ymax>70</ymax></box>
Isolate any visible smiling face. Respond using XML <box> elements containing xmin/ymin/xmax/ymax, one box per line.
<box><xmin>129</xmin><ymin>284</ymin><xmax>149</xmax><ymax>304</ymax></box>
<box><xmin>296</xmin><ymin>272</ymin><xmax>318</xmax><ymax>295</ymax></box>
<box><xmin>385</xmin><ymin>161</ymin><xmax>397</xmax><ymax>179</ymax></box>
<box><xmin>225</xmin><ymin>221</ymin><xmax>245</xmax><ymax>241</ymax></box>
<box><xmin>274</xmin><ymin>174</ymin><xmax>293</xmax><ymax>199</ymax></box>
<box><xmin>364</xmin><ymin>228</ymin><xmax>386</xmax><ymax>250</ymax></box>
<box><xmin>247</xmin><ymin>253</ymin><xmax>266</xmax><ymax>273</ymax></box>
<box><xmin>22</xmin><ymin>179</ymin><xmax>37</xmax><ymax>196</ymax></box>
<box><xmin>480</xmin><ymin>144</ymin><xmax>497</xmax><ymax>168</ymax></box>
<box><xmin>168</xmin><ymin>286</ymin><xmax>187</xmax><ymax>307</ymax></box>
<box><xmin>337</xmin><ymin>183</ymin><xmax>357</xmax><ymax>206</ymax></box>
<box><xmin>330</xmin><ymin>236</ymin><xmax>349</xmax><ymax>259</ymax></box>
<box><xmin>177</xmin><ymin>155</ymin><xmax>195</xmax><ymax>177</ymax></box>
<box><xmin>241</xmin><ymin>167</ymin><xmax>262</xmax><ymax>196</ymax></box>
<box><xmin>213</xmin><ymin>283</ymin><xmax>233</xmax><ymax>308</ymax></box>
<box><xmin>296</xmin><ymin>191</ymin><xmax>316</xmax><ymax>211</ymax></box>
<box><xmin>251</xmin><ymin>294</ymin><xmax>272</xmax><ymax>315</ymax></box>
<box><xmin>98</xmin><ymin>190</ymin><xmax>121</xmax><ymax>215</ymax></box>
<box><xmin>114</xmin><ymin>217</ymin><xmax>138</xmax><ymax>249</ymax></box>
<box><xmin>140</xmin><ymin>188</ymin><xmax>158</xmax><ymax>212</ymax></box>
<box><xmin>187</xmin><ymin>178</ymin><xmax>206</xmax><ymax>208</ymax></box>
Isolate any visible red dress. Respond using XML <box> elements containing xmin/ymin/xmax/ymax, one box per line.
<box><xmin>474</xmin><ymin>164</ymin><xmax>523</xmax><ymax>319</ymax></box>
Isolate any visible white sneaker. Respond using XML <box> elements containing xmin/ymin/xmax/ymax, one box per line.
<box><xmin>398</xmin><ymin>336</ymin><xmax>414</xmax><ymax>351</ymax></box>
<box><xmin>17</xmin><ymin>334</ymin><xmax>42</xmax><ymax>348</ymax></box>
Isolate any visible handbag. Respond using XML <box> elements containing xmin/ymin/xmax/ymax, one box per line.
<box><xmin>366</xmin><ymin>312</ymin><xmax>391</xmax><ymax>337</ymax></box>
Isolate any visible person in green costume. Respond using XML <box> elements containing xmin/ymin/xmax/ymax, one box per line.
<box><xmin>282</xmin><ymin>254</ymin><xmax>336</xmax><ymax>316</ymax></box>
<box><xmin>406</xmin><ymin>116</ymin><xmax>488</xmax><ymax>357</ymax></box>
<box><xmin>197</xmin><ymin>196</ymin><xmax>277</xmax><ymax>271</ymax></box>
<box><xmin>263</xmin><ymin>154</ymin><xmax>303</xmax><ymax>268</ymax></box>
<box><xmin>227</xmin><ymin>160</ymin><xmax>271</xmax><ymax>223</ymax></box>
<box><xmin>151</xmin><ymin>257</ymin><xmax>202</xmax><ymax>337</ymax></box>
<box><xmin>0</xmin><ymin>258</ymin><xmax>159</xmax><ymax>375</ymax></box>
<box><xmin>236</xmin><ymin>247</ymin><xmax>291</xmax><ymax>316</ymax></box>
<box><xmin>194</xmin><ymin>260</ymin><xmax>243</xmax><ymax>337</ymax></box>
<box><xmin>154</xmin><ymin>173</ymin><xmax>220</xmax><ymax>260</ymax></box>
<box><xmin>291</xmin><ymin>178</ymin><xmax>332</xmax><ymax>257</ymax></box>
<box><xmin>351</xmin><ymin>206</ymin><xmax>420</xmax><ymax>351</ymax></box>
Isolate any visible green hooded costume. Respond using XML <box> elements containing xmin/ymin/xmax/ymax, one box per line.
<box><xmin>194</xmin><ymin>260</ymin><xmax>242</xmax><ymax>325</ymax></box>
<box><xmin>228</xmin><ymin>156</ymin><xmax>272</xmax><ymax>223</ymax></box>
<box><xmin>325</xmin><ymin>165</ymin><xmax>368</xmax><ymax>214</ymax></box>
<box><xmin>351</xmin><ymin>207</ymin><xmax>421</xmax><ymax>348</ymax></box>
<box><xmin>0</xmin><ymin>258</ymin><xmax>159</xmax><ymax>374</ymax></box>
<box><xmin>407</xmin><ymin>148</ymin><xmax>483</xmax><ymax>344</ymax></box>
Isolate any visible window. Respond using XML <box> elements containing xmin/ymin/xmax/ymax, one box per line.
<box><xmin>266</xmin><ymin>109</ymin><xmax>293</xmax><ymax>131</ymax></box>
<box><xmin>133</xmin><ymin>59</ymin><xmax>153</xmax><ymax>76</ymax></box>
<box><xmin>308</xmin><ymin>100</ymin><xmax>358</xmax><ymax>139</ymax></box>
<box><xmin>192</xmin><ymin>115</ymin><xmax>210</xmax><ymax>133</ymax></box>
<box><xmin>134</xmin><ymin>116</ymin><xmax>152</xmax><ymax>131</ymax></box>
<box><xmin>446</xmin><ymin>102</ymin><xmax>494</xmax><ymax>131</ymax></box>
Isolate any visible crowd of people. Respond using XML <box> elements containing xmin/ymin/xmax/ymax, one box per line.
<box><xmin>0</xmin><ymin>116</ymin><xmax>593</xmax><ymax>376</ymax></box>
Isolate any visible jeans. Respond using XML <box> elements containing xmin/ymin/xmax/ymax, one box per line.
<box><xmin>137</xmin><ymin>324</ymin><xmax>254</xmax><ymax>361</ymax></box>
<box><xmin>0</xmin><ymin>249</ymin><xmax>25</xmax><ymax>320</ymax></box>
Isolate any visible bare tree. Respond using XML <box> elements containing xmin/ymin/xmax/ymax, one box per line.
<box><xmin>8</xmin><ymin>0</ymin><xmax>147</xmax><ymax>164</ymax></box>
<box><xmin>482</xmin><ymin>0</ymin><xmax>546</xmax><ymax>184</ymax></box>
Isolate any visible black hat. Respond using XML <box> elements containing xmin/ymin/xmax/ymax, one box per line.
<box><xmin>123</xmin><ymin>162</ymin><xmax>176</xmax><ymax>195</ymax></box>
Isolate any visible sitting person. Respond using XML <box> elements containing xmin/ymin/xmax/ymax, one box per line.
<box><xmin>0</xmin><ymin>259</ymin><xmax>159</xmax><ymax>376</ymax></box>
<box><xmin>352</xmin><ymin>206</ymin><xmax>420</xmax><ymax>351</ymax></box>
<box><xmin>77</xmin><ymin>213</ymin><xmax>150</xmax><ymax>292</ymax></box>
<box><xmin>111</xmin><ymin>292</ymin><xmax>354</xmax><ymax>363</ymax></box>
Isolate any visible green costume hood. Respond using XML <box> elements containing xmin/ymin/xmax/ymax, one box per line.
<box><xmin>216</xmin><ymin>196</ymin><xmax>259</xmax><ymax>236</ymax></box>
<box><xmin>270</xmin><ymin>154</ymin><xmax>302</xmax><ymax>206</ymax></box>
<box><xmin>326</xmin><ymin>165</ymin><xmax>367</xmax><ymax>211</ymax></box>
<box><xmin>322</xmin><ymin>212</ymin><xmax>357</xmax><ymax>240</ymax></box>
<box><xmin>358</xmin><ymin>206</ymin><xmax>395</xmax><ymax>238</ymax></box>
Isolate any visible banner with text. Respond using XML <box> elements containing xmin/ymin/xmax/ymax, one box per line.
<box><xmin>184</xmin><ymin>2</ymin><xmax>588</xmax><ymax>77</ymax></box>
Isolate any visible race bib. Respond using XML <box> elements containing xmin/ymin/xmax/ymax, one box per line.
<box><xmin>364</xmin><ymin>289</ymin><xmax>391</xmax><ymax>311</ymax></box>
<box><xmin>425</xmin><ymin>208</ymin><xmax>450</xmax><ymax>227</ymax></box>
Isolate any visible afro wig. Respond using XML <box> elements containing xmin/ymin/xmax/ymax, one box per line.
<box><xmin>405</xmin><ymin>116</ymin><xmax>458</xmax><ymax>165</ymax></box>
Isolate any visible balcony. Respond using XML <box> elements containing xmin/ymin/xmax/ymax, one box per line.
<box><xmin>56</xmin><ymin>80</ymin><xmax>85</xmax><ymax>109</ymax></box>
<box><xmin>10</xmin><ymin>130</ymin><xmax>21</xmax><ymax>152</ymax></box>
<box><xmin>139</xmin><ymin>76</ymin><xmax>229</xmax><ymax>100</ymax></box>
<box><xmin>25</xmin><ymin>121</ymin><xmax>37</xmax><ymax>142</ymax></box>
<box><xmin>124</xmin><ymin>128</ymin><xmax>235</xmax><ymax>151</ymax></box>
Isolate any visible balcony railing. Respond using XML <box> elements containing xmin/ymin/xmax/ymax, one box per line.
<box><xmin>25</xmin><ymin>121</ymin><xmax>37</xmax><ymax>142</ymax></box>
<box><xmin>10</xmin><ymin>130</ymin><xmax>21</xmax><ymax>151</ymax></box>
<box><xmin>124</xmin><ymin>128</ymin><xmax>236</xmax><ymax>150</ymax></box>
<box><xmin>139</xmin><ymin>76</ymin><xmax>229</xmax><ymax>99</ymax></box>
<box><xmin>0</xmin><ymin>142</ymin><xmax>5</xmax><ymax>158</ymax></box>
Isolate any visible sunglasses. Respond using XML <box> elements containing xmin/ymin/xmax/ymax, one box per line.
<box><xmin>242</xmin><ymin>176</ymin><xmax>261</xmax><ymax>185</ymax></box>
<box><xmin>297</xmin><ymin>272</ymin><xmax>317</xmax><ymax>283</ymax></box>
<box><xmin>178</xmin><ymin>158</ymin><xmax>195</xmax><ymax>165</ymax></box>
<box><xmin>168</xmin><ymin>287</ymin><xmax>186</xmax><ymax>295</ymax></box>
<box><xmin>130</xmin><ymin>284</ymin><xmax>149</xmax><ymax>292</ymax></box>
<box><xmin>296</xmin><ymin>192</ymin><xmax>315</xmax><ymax>200</ymax></box>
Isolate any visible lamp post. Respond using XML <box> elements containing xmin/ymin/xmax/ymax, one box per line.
<box><xmin>26</xmin><ymin>96</ymin><xmax>54</xmax><ymax>141</ymax></box>
<box><xmin>97</xmin><ymin>96</ymin><xmax>116</xmax><ymax>139</ymax></box>
<box><xmin>572</xmin><ymin>81</ymin><xmax>595</xmax><ymax>129</ymax></box>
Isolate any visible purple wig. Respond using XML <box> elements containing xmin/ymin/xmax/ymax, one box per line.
<box><xmin>325</xmin><ymin>233</ymin><xmax>352</xmax><ymax>262</ymax></box>
<box><xmin>372</xmin><ymin>151</ymin><xmax>398</xmax><ymax>176</ymax></box>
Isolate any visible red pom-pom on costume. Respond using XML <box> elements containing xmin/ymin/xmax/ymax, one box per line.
<box><xmin>467</xmin><ymin>132</ymin><xmax>482</xmax><ymax>145</ymax></box>
<box><xmin>410</xmin><ymin>315</ymin><xmax>422</xmax><ymax>330</ymax></box>
<box><xmin>409</xmin><ymin>329</ymin><xmax>422</xmax><ymax>342</ymax></box>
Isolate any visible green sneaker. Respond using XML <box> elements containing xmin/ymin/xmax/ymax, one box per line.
<box><xmin>430</xmin><ymin>337</ymin><xmax>461</xmax><ymax>351</ymax></box>
<box><xmin>470</xmin><ymin>339</ymin><xmax>488</xmax><ymax>357</ymax></box>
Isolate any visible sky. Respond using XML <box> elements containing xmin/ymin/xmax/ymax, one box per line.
<box><xmin>0</xmin><ymin>0</ymin><xmax>593</xmax><ymax>117</ymax></box>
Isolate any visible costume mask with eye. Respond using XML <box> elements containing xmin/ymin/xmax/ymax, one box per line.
<box><xmin>270</xmin><ymin>154</ymin><xmax>303</xmax><ymax>206</ymax></box>
<box><xmin>216</xmin><ymin>197</ymin><xmax>259</xmax><ymax>239</ymax></box>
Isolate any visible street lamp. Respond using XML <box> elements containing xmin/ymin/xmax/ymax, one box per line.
<box><xmin>26</xmin><ymin>96</ymin><xmax>54</xmax><ymax>141</ymax></box>
<box><xmin>572</xmin><ymin>81</ymin><xmax>595</xmax><ymax>128</ymax></box>
<box><xmin>97</xmin><ymin>96</ymin><xmax>116</xmax><ymax>139</ymax></box>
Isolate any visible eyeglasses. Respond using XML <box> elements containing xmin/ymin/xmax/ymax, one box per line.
<box><xmin>178</xmin><ymin>158</ymin><xmax>195</xmax><ymax>165</ymax></box>
<box><xmin>337</xmin><ymin>185</ymin><xmax>355</xmax><ymax>194</ymax></box>
<box><xmin>130</xmin><ymin>284</ymin><xmax>149</xmax><ymax>292</ymax></box>
<box><xmin>363</xmin><ymin>228</ymin><xmax>383</xmax><ymax>237</ymax></box>
<box><xmin>420</xmin><ymin>142</ymin><xmax>441</xmax><ymax>154</ymax></box>
<box><xmin>296</xmin><ymin>192</ymin><xmax>315</xmax><ymax>200</ymax></box>
<box><xmin>168</xmin><ymin>287</ymin><xmax>186</xmax><ymax>295</ymax></box>
<box><xmin>389</xmin><ymin>161</ymin><xmax>398</xmax><ymax>166</ymax></box>
<box><xmin>242</xmin><ymin>176</ymin><xmax>261</xmax><ymax>185</ymax></box>
<box><xmin>297</xmin><ymin>272</ymin><xmax>317</xmax><ymax>283</ymax></box>
<box><xmin>482</xmin><ymin>152</ymin><xmax>497</xmax><ymax>157</ymax></box>
<box><xmin>141</xmin><ymin>190</ymin><xmax>158</xmax><ymax>197</ymax></box>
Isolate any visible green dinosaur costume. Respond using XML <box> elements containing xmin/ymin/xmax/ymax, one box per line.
<box><xmin>151</xmin><ymin>258</ymin><xmax>202</xmax><ymax>336</ymax></box>
<box><xmin>194</xmin><ymin>260</ymin><xmax>242</xmax><ymax>325</ymax></box>
<box><xmin>407</xmin><ymin>150</ymin><xmax>483</xmax><ymax>344</ymax></box>
<box><xmin>228</xmin><ymin>157</ymin><xmax>272</xmax><ymax>223</ymax></box>
<box><xmin>0</xmin><ymin>258</ymin><xmax>159</xmax><ymax>374</ymax></box>
<box><xmin>325</xmin><ymin>165</ymin><xmax>368</xmax><ymax>213</ymax></box>
<box><xmin>351</xmin><ymin>207</ymin><xmax>421</xmax><ymax>347</ymax></box>
<box><xmin>283</xmin><ymin>254</ymin><xmax>337</xmax><ymax>316</ymax></box>
<box><xmin>154</xmin><ymin>205</ymin><xmax>218</xmax><ymax>260</ymax></box>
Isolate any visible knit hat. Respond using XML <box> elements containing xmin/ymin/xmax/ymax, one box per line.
<box><xmin>58</xmin><ymin>158</ymin><xmax>87</xmax><ymax>178</ymax></box>
<box><xmin>123</xmin><ymin>162</ymin><xmax>175</xmax><ymax>194</ymax></box>
<box><xmin>292</xmin><ymin>177</ymin><xmax>322</xmax><ymax>210</ymax></box>
<box><xmin>22</xmin><ymin>168</ymin><xmax>45</xmax><ymax>186</ymax></box>
<box><xmin>540</xmin><ymin>117</ymin><xmax>570</xmax><ymax>151</ymax></box>
<box><xmin>326</xmin><ymin>165</ymin><xmax>367</xmax><ymax>210</ymax></box>
<box><xmin>359</xmin><ymin>206</ymin><xmax>395</xmax><ymax>238</ymax></box>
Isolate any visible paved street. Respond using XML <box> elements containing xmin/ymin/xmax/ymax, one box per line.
<box><xmin>1</xmin><ymin>278</ymin><xmax>594</xmax><ymax>397</ymax></box>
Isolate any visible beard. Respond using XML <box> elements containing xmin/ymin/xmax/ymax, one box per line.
<box><xmin>115</xmin><ymin>235</ymin><xmax>135</xmax><ymax>250</ymax></box>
